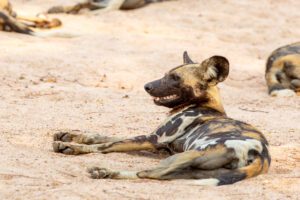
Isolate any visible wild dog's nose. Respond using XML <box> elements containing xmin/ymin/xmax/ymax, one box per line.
<box><xmin>144</xmin><ymin>83</ymin><xmax>153</xmax><ymax>92</ymax></box>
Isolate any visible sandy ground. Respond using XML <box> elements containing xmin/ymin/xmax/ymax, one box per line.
<box><xmin>0</xmin><ymin>0</ymin><xmax>300</xmax><ymax>199</ymax></box>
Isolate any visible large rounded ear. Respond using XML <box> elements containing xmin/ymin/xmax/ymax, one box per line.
<box><xmin>183</xmin><ymin>51</ymin><xmax>195</xmax><ymax>64</ymax></box>
<box><xmin>201</xmin><ymin>56</ymin><xmax>229</xmax><ymax>85</ymax></box>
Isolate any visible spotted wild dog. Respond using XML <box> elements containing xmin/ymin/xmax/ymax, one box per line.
<box><xmin>53</xmin><ymin>52</ymin><xmax>271</xmax><ymax>186</ymax></box>
<box><xmin>47</xmin><ymin>0</ymin><xmax>172</xmax><ymax>14</ymax></box>
<box><xmin>266</xmin><ymin>42</ymin><xmax>300</xmax><ymax>97</ymax></box>
<box><xmin>0</xmin><ymin>0</ymin><xmax>61</xmax><ymax>35</ymax></box>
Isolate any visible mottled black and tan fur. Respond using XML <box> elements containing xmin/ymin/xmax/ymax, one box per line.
<box><xmin>53</xmin><ymin>52</ymin><xmax>271</xmax><ymax>186</ymax></box>
<box><xmin>266</xmin><ymin>42</ymin><xmax>300</xmax><ymax>96</ymax></box>
<box><xmin>0</xmin><ymin>0</ymin><xmax>61</xmax><ymax>35</ymax></box>
<box><xmin>47</xmin><ymin>0</ymin><xmax>171</xmax><ymax>14</ymax></box>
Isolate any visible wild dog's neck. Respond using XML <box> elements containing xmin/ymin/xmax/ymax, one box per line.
<box><xmin>169</xmin><ymin>86</ymin><xmax>226</xmax><ymax>115</ymax></box>
<box><xmin>202</xmin><ymin>86</ymin><xmax>226</xmax><ymax>114</ymax></box>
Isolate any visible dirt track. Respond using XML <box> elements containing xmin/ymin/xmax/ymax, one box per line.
<box><xmin>0</xmin><ymin>0</ymin><xmax>300</xmax><ymax>199</ymax></box>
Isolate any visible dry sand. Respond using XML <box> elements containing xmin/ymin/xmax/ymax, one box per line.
<box><xmin>0</xmin><ymin>0</ymin><xmax>300</xmax><ymax>199</ymax></box>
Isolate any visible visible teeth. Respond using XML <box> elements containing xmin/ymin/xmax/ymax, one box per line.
<box><xmin>154</xmin><ymin>94</ymin><xmax>178</xmax><ymax>101</ymax></box>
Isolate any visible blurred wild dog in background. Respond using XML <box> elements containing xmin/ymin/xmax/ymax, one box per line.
<box><xmin>266</xmin><ymin>42</ymin><xmax>300</xmax><ymax>97</ymax></box>
<box><xmin>0</xmin><ymin>0</ymin><xmax>61</xmax><ymax>35</ymax></box>
<box><xmin>47</xmin><ymin>0</ymin><xmax>173</xmax><ymax>14</ymax></box>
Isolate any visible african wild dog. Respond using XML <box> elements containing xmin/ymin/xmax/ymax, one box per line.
<box><xmin>0</xmin><ymin>0</ymin><xmax>61</xmax><ymax>35</ymax></box>
<box><xmin>266</xmin><ymin>42</ymin><xmax>300</xmax><ymax>97</ymax></box>
<box><xmin>47</xmin><ymin>0</ymin><xmax>171</xmax><ymax>14</ymax></box>
<box><xmin>53</xmin><ymin>52</ymin><xmax>271</xmax><ymax>186</ymax></box>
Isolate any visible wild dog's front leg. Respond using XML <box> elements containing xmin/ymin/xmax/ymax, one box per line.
<box><xmin>53</xmin><ymin>134</ymin><xmax>159</xmax><ymax>155</ymax></box>
<box><xmin>53</xmin><ymin>130</ymin><xmax>122</xmax><ymax>144</ymax></box>
<box><xmin>53</xmin><ymin>106</ymin><xmax>196</xmax><ymax>155</ymax></box>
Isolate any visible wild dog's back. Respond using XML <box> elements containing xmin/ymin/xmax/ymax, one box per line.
<box><xmin>266</xmin><ymin>42</ymin><xmax>300</xmax><ymax>71</ymax></box>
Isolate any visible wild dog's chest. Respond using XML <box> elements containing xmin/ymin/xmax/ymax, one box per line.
<box><xmin>154</xmin><ymin>106</ymin><xmax>223</xmax><ymax>151</ymax></box>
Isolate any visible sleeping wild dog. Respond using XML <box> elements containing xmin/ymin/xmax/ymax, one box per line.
<box><xmin>0</xmin><ymin>0</ymin><xmax>61</xmax><ymax>35</ymax></box>
<box><xmin>53</xmin><ymin>52</ymin><xmax>271</xmax><ymax>186</ymax></box>
<box><xmin>47</xmin><ymin>0</ymin><xmax>171</xmax><ymax>14</ymax></box>
<box><xmin>266</xmin><ymin>42</ymin><xmax>300</xmax><ymax>97</ymax></box>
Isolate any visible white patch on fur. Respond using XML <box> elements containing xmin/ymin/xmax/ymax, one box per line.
<box><xmin>190</xmin><ymin>178</ymin><xmax>219</xmax><ymax>186</ymax></box>
<box><xmin>224</xmin><ymin>139</ymin><xmax>263</xmax><ymax>167</ymax></box>
<box><xmin>204</xmin><ymin>65</ymin><xmax>217</xmax><ymax>80</ymax></box>
<box><xmin>118</xmin><ymin>171</ymin><xmax>138</xmax><ymax>179</ymax></box>
<box><xmin>184</xmin><ymin>126</ymin><xmax>202</xmax><ymax>139</ymax></box>
<box><xmin>157</xmin><ymin>107</ymin><xmax>202</xmax><ymax>143</ymax></box>
<box><xmin>184</xmin><ymin>136</ymin><xmax>219</xmax><ymax>151</ymax></box>
<box><xmin>106</xmin><ymin>0</ymin><xmax>126</xmax><ymax>10</ymax></box>
<box><xmin>271</xmin><ymin>89</ymin><xmax>296</xmax><ymax>97</ymax></box>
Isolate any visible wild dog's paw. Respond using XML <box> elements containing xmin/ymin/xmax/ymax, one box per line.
<box><xmin>87</xmin><ymin>167</ymin><xmax>116</xmax><ymax>179</ymax></box>
<box><xmin>52</xmin><ymin>141</ymin><xmax>84</xmax><ymax>155</ymax></box>
<box><xmin>270</xmin><ymin>89</ymin><xmax>296</xmax><ymax>97</ymax></box>
<box><xmin>53</xmin><ymin>130</ymin><xmax>82</xmax><ymax>142</ymax></box>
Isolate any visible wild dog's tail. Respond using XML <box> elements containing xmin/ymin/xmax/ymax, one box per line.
<box><xmin>191</xmin><ymin>156</ymin><xmax>270</xmax><ymax>186</ymax></box>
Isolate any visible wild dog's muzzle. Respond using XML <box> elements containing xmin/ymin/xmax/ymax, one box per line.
<box><xmin>144</xmin><ymin>78</ymin><xmax>185</xmax><ymax>107</ymax></box>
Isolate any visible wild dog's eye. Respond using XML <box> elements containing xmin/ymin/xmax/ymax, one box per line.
<box><xmin>169</xmin><ymin>74</ymin><xmax>181</xmax><ymax>81</ymax></box>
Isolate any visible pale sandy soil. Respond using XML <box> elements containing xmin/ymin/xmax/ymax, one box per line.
<box><xmin>0</xmin><ymin>0</ymin><xmax>300</xmax><ymax>199</ymax></box>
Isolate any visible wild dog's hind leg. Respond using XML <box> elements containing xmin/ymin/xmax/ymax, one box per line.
<box><xmin>88</xmin><ymin>146</ymin><xmax>266</xmax><ymax>185</ymax></box>
<box><xmin>53</xmin><ymin>134</ymin><xmax>159</xmax><ymax>155</ymax></box>
<box><xmin>88</xmin><ymin>146</ymin><xmax>236</xmax><ymax>180</ymax></box>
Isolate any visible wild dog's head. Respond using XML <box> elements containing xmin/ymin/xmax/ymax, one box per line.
<box><xmin>144</xmin><ymin>52</ymin><xmax>229</xmax><ymax>108</ymax></box>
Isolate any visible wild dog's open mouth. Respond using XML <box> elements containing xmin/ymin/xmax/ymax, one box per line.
<box><xmin>153</xmin><ymin>94</ymin><xmax>180</xmax><ymax>104</ymax></box>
